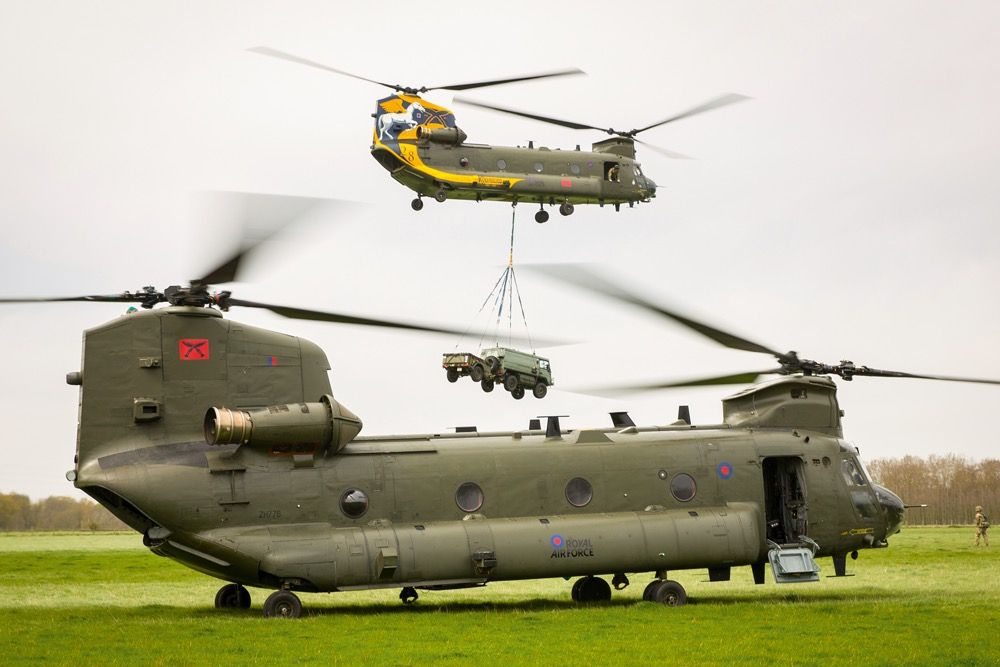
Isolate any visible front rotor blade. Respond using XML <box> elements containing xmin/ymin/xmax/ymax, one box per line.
<box><xmin>248</xmin><ymin>47</ymin><xmax>398</xmax><ymax>90</ymax></box>
<box><xmin>529</xmin><ymin>264</ymin><xmax>783</xmax><ymax>356</ymax></box>
<box><xmin>634</xmin><ymin>137</ymin><xmax>692</xmax><ymax>160</ymax></box>
<box><xmin>454</xmin><ymin>96</ymin><xmax>608</xmax><ymax>131</ymax></box>
<box><xmin>633</xmin><ymin>93</ymin><xmax>750</xmax><ymax>135</ymax></box>
<box><xmin>431</xmin><ymin>68</ymin><xmax>584</xmax><ymax>91</ymax></box>
<box><xmin>850</xmin><ymin>367</ymin><xmax>1000</xmax><ymax>385</ymax></box>
<box><xmin>0</xmin><ymin>293</ymin><xmax>148</xmax><ymax>304</ymax></box>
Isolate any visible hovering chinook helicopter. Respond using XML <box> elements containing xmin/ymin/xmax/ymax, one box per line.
<box><xmin>249</xmin><ymin>47</ymin><xmax>747</xmax><ymax>222</ymax></box>
<box><xmin>6</xmin><ymin>238</ymin><xmax>998</xmax><ymax>619</ymax></box>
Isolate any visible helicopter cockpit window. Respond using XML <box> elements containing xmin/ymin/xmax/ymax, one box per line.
<box><xmin>670</xmin><ymin>473</ymin><xmax>697</xmax><ymax>502</ymax></box>
<box><xmin>851</xmin><ymin>490</ymin><xmax>880</xmax><ymax>519</ymax></box>
<box><xmin>565</xmin><ymin>477</ymin><xmax>593</xmax><ymax>507</ymax></box>
<box><xmin>841</xmin><ymin>460</ymin><xmax>868</xmax><ymax>487</ymax></box>
<box><xmin>455</xmin><ymin>482</ymin><xmax>484</xmax><ymax>513</ymax></box>
<box><xmin>340</xmin><ymin>488</ymin><xmax>369</xmax><ymax>519</ymax></box>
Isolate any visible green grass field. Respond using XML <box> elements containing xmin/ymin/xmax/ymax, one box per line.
<box><xmin>0</xmin><ymin>527</ymin><xmax>996</xmax><ymax>666</ymax></box>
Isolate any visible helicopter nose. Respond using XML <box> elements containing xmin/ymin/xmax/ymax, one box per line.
<box><xmin>873</xmin><ymin>483</ymin><xmax>905</xmax><ymax>537</ymax></box>
<box><xmin>644</xmin><ymin>177</ymin><xmax>657</xmax><ymax>198</ymax></box>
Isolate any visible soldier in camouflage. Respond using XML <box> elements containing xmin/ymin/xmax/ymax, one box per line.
<box><xmin>974</xmin><ymin>505</ymin><xmax>990</xmax><ymax>547</ymax></box>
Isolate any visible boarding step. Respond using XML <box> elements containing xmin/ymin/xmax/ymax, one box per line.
<box><xmin>767</xmin><ymin>537</ymin><xmax>821</xmax><ymax>583</ymax></box>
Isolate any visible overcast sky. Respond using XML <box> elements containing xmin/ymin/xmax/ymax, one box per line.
<box><xmin>1</xmin><ymin>1</ymin><xmax>998</xmax><ymax>500</ymax></box>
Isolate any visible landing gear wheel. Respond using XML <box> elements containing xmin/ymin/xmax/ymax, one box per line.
<box><xmin>481</xmin><ymin>379</ymin><xmax>494</xmax><ymax>393</ymax></box>
<box><xmin>400</xmin><ymin>587</ymin><xmax>419</xmax><ymax>605</ymax></box>
<box><xmin>469</xmin><ymin>365</ymin><xmax>484</xmax><ymax>382</ymax></box>
<box><xmin>446</xmin><ymin>368</ymin><xmax>459</xmax><ymax>383</ymax></box>
<box><xmin>503</xmin><ymin>374</ymin><xmax>519</xmax><ymax>392</ymax></box>
<box><xmin>511</xmin><ymin>386</ymin><xmax>525</xmax><ymax>400</ymax></box>
<box><xmin>559</xmin><ymin>203</ymin><xmax>574</xmax><ymax>216</ymax></box>
<box><xmin>573</xmin><ymin>576</ymin><xmax>612</xmax><ymax>603</ymax></box>
<box><xmin>214</xmin><ymin>583</ymin><xmax>251</xmax><ymax>609</ymax></box>
<box><xmin>642</xmin><ymin>580</ymin><xmax>660</xmax><ymax>602</ymax></box>
<box><xmin>649</xmin><ymin>579</ymin><xmax>687</xmax><ymax>606</ymax></box>
<box><xmin>532</xmin><ymin>382</ymin><xmax>547</xmax><ymax>399</ymax></box>
<box><xmin>263</xmin><ymin>590</ymin><xmax>302</xmax><ymax>618</ymax></box>
<box><xmin>411</xmin><ymin>198</ymin><xmax>424</xmax><ymax>211</ymax></box>
<box><xmin>535</xmin><ymin>209</ymin><xmax>549</xmax><ymax>223</ymax></box>
<box><xmin>571</xmin><ymin>577</ymin><xmax>586</xmax><ymax>601</ymax></box>
<box><xmin>434</xmin><ymin>191</ymin><xmax>447</xmax><ymax>203</ymax></box>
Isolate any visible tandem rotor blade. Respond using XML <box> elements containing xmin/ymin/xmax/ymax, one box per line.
<box><xmin>0</xmin><ymin>293</ymin><xmax>153</xmax><ymax>304</ymax></box>
<box><xmin>844</xmin><ymin>367</ymin><xmax>1000</xmax><ymax>386</ymax></box>
<box><xmin>454</xmin><ymin>96</ymin><xmax>610</xmax><ymax>132</ymax></box>
<box><xmin>632</xmin><ymin>93</ymin><xmax>751</xmax><ymax>135</ymax></box>
<box><xmin>633</xmin><ymin>137</ymin><xmax>692</xmax><ymax>160</ymax></box>
<box><xmin>529</xmin><ymin>264</ymin><xmax>783</xmax><ymax>356</ymax></box>
<box><xmin>248</xmin><ymin>47</ymin><xmax>400</xmax><ymax>90</ymax></box>
<box><xmin>429</xmin><ymin>68</ymin><xmax>585</xmax><ymax>92</ymax></box>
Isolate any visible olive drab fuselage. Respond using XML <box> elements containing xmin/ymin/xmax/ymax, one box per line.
<box><xmin>69</xmin><ymin>307</ymin><xmax>904</xmax><ymax>595</ymax></box>
<box><xmin>369</xmin><ymin>94</ymin><xmax>657</xmax><ymax>207</ymax></box>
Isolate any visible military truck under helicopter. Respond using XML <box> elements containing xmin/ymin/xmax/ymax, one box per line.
<box><xmin>442</xmin><ymin>346</ymin><xmax>553</xmax><ymax>399</ymax></box>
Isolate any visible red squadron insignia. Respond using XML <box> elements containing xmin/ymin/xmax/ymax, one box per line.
<box><xmin>179</xmin><ymin>339</ymin><xmax>210</xmax><ymax>360</ymax></box>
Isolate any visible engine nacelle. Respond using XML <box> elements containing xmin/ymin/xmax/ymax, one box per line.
<box><xmin>204</xmin><ymin>394</ymin><xmax>362</xmax><ymax>454</ymax></box>
<box><xmin>416</xmin><ymin>126</ymin><xmax>467</xmax><ymax>145</ymax></box>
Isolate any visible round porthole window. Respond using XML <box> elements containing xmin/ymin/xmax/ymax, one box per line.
<box><xmin>534</xmin><ymin>162</ymin><xmax>544</xmax><ymax>172</ymax></box>
<box><xmin>340</xmin><ymin>488</ymin><xmax>369</xmax><ymax>518</ymax></box>
<box><xmin>565</xmin><ymin>477</ymin><xmax>593</xmax><ymax>507</ymax></box>
<box><xmin>497</xmin><ymin>159</ymin><xmax>507</xmax><ymax>170</ymax></box>
<box><xmin>460</xmin><ymin>157</ymin><xmax>470</xmax><ymax>167</ymax></box>
<box><xmin>670</xmin><ymin>473</ymin><xmax>697</xmax><ymax>502</ymax></box>
<box><xmin>455</xmin><ymin>482</ymin><xmax>484</xmax><ymax>513</ymax></box>
<box><xmin>570</xmin><ymin>164</ymin><xmax>581</xmax><ymax>175</ymax></box>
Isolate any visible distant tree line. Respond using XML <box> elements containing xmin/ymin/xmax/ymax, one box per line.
<box><xmin>867</xmin><ymin>455</ymin><xmax>1000</xmax><ymax>525</ymax></box>
<box><xmin>0</xmin><ymin>492</ymin><xmax>127</xmax><ymax>531</ymax></box>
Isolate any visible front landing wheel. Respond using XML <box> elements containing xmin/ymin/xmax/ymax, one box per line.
<box><xmin>535</xmin><ymin>209</ymin><xmax>549</xmax><ymax>223</ymax></box>
<box><xmin>649</xmin><ymin>579</ymin><xmax>687</xmax><ymax>606</ymax></box>
<box><xmin>214</xmin><ymin>583</ymin><xmax>251</xmax><ymax>609</ymax></box>
<box><xmin>411</xmin><ymin>198</ymin><xmax>424</xmax><ymax>211</ymax></box>
<box><xmin>263</xmin><ymin>590</ymin><xmax>302</xmax><ymax>618</ymax></box>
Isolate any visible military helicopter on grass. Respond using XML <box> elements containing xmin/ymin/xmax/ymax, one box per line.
<box><xmin>249</xmin><ymin>47</ymin><xmax>747</xmax><ymax>222</ymax></box>
<box><xmin>6</xmin><ymin>224</ymin><xmax>999</xmax><ymax>618</ymax></box>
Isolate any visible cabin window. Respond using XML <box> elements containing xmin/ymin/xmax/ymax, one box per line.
<box><xmin>670</xmin><ymin>473</ymin><xmax>697</xmax><ymax>502</ymax></box>
<box><xmin>604</xmin><ymin>162</ymin><xmax>620</xmax><ymax>182</ymax></box>
<box><xmin>570</xmin><ymin>164</ymin><xmax>581</xmax><ymax>175</ymax></box>
<box><xmin>459</xmin><ymin>157</ymin><xmax>470</xmax><ymax>167</ymax></box>
<box><xmin>340</xmin><ymin>488</ymin><xmax>369</xmax><ymax>518</ymax></box>
<box><xmin>533</xmin><ymin>162</ymin><xmax>544</xmax><ymax>173</ymax></box>
<box><xmin>841</xmin><ymin>460</ymin><xmax>867</xmax><ymax>486</ymax></box>
<box><xmin>564</xmin><ymin>477</ymin><xmax>593</xmax><ymax>507</ymax></box>
<box><xmin>455</xmin><ymin>482</ymin><xmax>484</xmax><ymax>513</ymax></box>
<box><xmin>497</xmin><ymin>159</ymin><xmax>507</xmax><ymax>170</ymax></box>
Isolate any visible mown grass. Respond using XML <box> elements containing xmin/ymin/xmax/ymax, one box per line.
<box><xmin>0</xmin><ymin>527</ymin><xmax>997</xmax><ymax>666</ymax></box>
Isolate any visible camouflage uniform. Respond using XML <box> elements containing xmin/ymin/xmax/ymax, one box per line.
<box><xmin>974</xmin><ymin>506</ymin><xmax>989</xmax><ymax>547</ymax></box>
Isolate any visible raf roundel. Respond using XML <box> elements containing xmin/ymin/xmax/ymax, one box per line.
<box><xmin>550</xmin><ymin>534</ymin><xmax>564</xmax><ymax>549</ymax></box>
<box><xmin>716</xmin><ymin>461</ymin><xmax>734</xmax><ymax>480</ymax></box>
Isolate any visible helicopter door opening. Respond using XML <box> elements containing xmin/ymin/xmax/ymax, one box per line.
<box><xmin>604</xmin><ymin>162</ymin><xmax>621</xmax><ymax>182</ymax></box>
<box><xmin>762</xmin><ymin>457</ymin><xmax>808</xmax><ymax>545</ymax></box>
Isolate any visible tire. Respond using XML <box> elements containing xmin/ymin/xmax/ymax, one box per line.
<box><xmin>481</xmin><ymin>379</ymin><xmax>494</xmax><ymax>393</ymax></box>
<box><xmin>535</xmin><ymin>210</ymin><xmax>549</xmax><ymax>223</ymax></box>
<box><xmin>642</xmin><ymin>581</ymin><xmax>661</xmax><ymax>602</ymax></box>
<box><xmin>577</xmin><ymin>576</ymin><xmax>612</xmax><ymax>603</ymax></box>
<box><xmin>214</xmin><ymin>583</ymin><xmax>251</xmax><ymax>609</ymax></box>
<box><xmin>503</xmin><ymin>374</ymin><xmax>519</xmax><ymax>392</ymax></box>
<box><xmin>485</xmin><ymin>356</ymin><xmax>500</xmax><ymax>373</ymax></box>
<box><xmin>511</xmin><ymin>386</ymin><xmax>525</xmax><ymax>400</ymax></box>
<box><xmin>532</xmin><ymin>381</ymin><xmax>547</xmax><ymax>399</ymax></box>
<box><xmin>411</xmin><ymin>198</ymin><xmax>424</xmax><ymax>211</ymax></box>
<box><xmin>650</xmin><ymin>580</ymin><xmax>687</xmax><ymax>607</ymax></box>
<box><xmin>559</xmin><ymin>203</ymin><xmax>574</xmax><ymax>216</ymax></box>
<box><xmin>263</xmin><ymin>590</ymin><xmax>302</xmax><ymax>618</ymax></box>
<box><xmin>571</xmin><ymin>577</ymin><xmax>586</xmax><ymax>602</ymax></box>
<box><xmin>469</xmin><ymin>364</ymin><xmax>484</xmax><ymax>382</ymax></box>
<box><xmin>434</xmin><ymin>191</ymin><xmax>447</xmax><ymax>203</ymax></box>
<box><xmin>446</xmin><ymin>368</ymin><xmax>459</xmax><ymax>383</ymax></box>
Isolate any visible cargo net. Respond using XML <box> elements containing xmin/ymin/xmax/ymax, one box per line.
<box><xmin>455</xmin><ymin>208</ymin><xmax>535</xmax><ymax>352</ymax></box>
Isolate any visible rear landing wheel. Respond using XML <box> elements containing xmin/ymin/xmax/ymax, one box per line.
<box><xmin>411</xmin><ymin>198</ymin><xmax>424</xmax><ymax>211</ymax></box>
<box><xmin>214</xmin><ymin>583</ymin><xmax>251</xmax><ymax>609</ymax></box>
<box><xmin>559</xmin><ymin>203</ymin><xmax>574</xmax><ymax>216</ymax></box>
<box><xmin>400</xmin><ymin>587</ymin><xmax>419</xmax><ymax>604</ymax></box>
<box><xmin>535</xmin><ymin>209</ymin><xmax>549</xmax><ymax>223</ymax></box>
<box><xmin>263</xmin><ymin>590</ymin><xmax>302</xmax><ymax>618</ymax></box>
<box><xmin>434</xmin><ymin>191</ymin><xmax>447</xmax><ymax>203</ymax></box>
<box><xmin>573</xmin><ymin>576</ymin><xmax>611</xmax><ymax>603</ymax></box>
<box><xmin>649</xmin><ymin>579</ymin><xmax>687</xmax><ymax>606</ymax></box>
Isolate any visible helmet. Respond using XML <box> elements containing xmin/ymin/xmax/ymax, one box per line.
<box><xmin>976</xmin><ymin>506</ymin><xmax>983</xmax><ymax>512</ymax></box>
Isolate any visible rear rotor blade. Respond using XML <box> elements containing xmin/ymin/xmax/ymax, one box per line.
<box><xmin>633</xmin><ymin>93</ymin><xmax>750</xmax><ymax>135</ymax></box>
<box><xmin>634</xmin><ymin>137</ymin><xmax>692</xmax><ymax>160</ymax></box>
<box><xmin>454</xmin><ymin>96</ymin><xmax>608</xmax><ymax>132</ymax></box>
<box><xmin>248</xmin><ymin>47</ymin><xmax>399</xmax><ymax>90</ymax></box>
<box><xmin>849</xmin><ymin>367</ymin><xmax>1000</xmax><ymax>385</ymax></box>
<box><xmin>529</xmin><ymin>264</ymin><xmax>782</xmax><ymax>356</ymax></box>
<box><xmin>431</xmin><ymin>68</ymin><xmax>584</xmax><ymax>92</ymax></box>
<box><xmin>0</xmin><ymin>293</ymin><xmax>152</xmax><ymax>304</ymax></box>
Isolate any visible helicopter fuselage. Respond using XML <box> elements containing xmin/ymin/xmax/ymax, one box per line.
<box><xmin>70</xmin><ymin>307</ymin><xmax>903</xmax><ymax>600</ymax></box>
